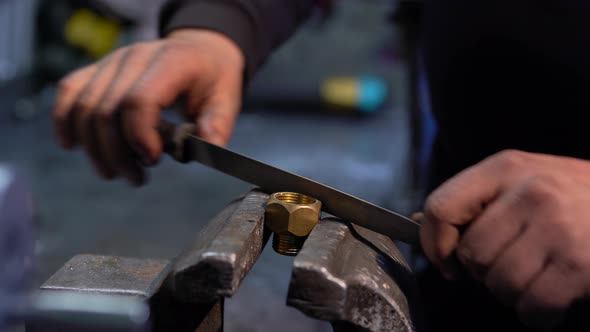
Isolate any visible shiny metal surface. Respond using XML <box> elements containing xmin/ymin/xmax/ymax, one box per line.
<box><xmin>159</xmin><ymin>121</ymin><xmax>420</xmax><ymax>245</ymax></box>
<box><xmin>25</xmin><ymin>254</ymin><xmax>224</xmax><ymax>332</ymax></box>
<box><xmin>265</xmin><ymin>192</ymin><xmax>322</xmax><ymax>256</ymax></box>
<box><xmin>25</xmin><ymin>292</ymin><xmax>150</xmax><ymax>332</ymax></box>
<box><xmin>25</xmin><ymin>255</ymin><xmax>164</xmax><ymax>332</ymax></box>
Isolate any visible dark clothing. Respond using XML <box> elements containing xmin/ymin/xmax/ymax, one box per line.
<box><xmin>160</xmin><ymin>1</ymin><xmax>590</xmax><ymax>331</ymax></box>
<box><xmin>160</xmin><ymin>0</ymin><xmax>314</xmax><ymax>81</ymax></box>
<box><xmin>423</xmin><ymin>0</ymin><xmax>590</xmax><ymax>189</ymax></box>
<box><xmin>160</xmin><ymin>0</ymin><xmax>590</xmax><ymax>188</ymax></box>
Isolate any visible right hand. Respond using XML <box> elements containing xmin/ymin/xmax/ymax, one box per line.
<box><xmin>53</xmin><ymin>29</ymin><xmax>245</xmax><ymax>186</ymax></box>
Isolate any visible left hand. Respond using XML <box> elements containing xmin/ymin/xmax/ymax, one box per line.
<box><xmin>420</xmin><ymin>150</ymin><xmax>590</xmax><ymax>329</ymax></box>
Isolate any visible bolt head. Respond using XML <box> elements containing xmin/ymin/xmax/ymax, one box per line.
<box><xmin>265</xmin><ymin>192</ymin><xmax>322</xmax><ymax>237</ymax></box>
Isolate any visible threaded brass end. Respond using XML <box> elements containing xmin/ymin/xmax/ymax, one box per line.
<box><xmin>274</xmin><ymin>192</ymin><xmax>316</xmax><ymax>205</ymax></box>
<box><xmin>272</xmin><ymin>232</ymin><xmax>306</xmax><ymax>256</ymax></box>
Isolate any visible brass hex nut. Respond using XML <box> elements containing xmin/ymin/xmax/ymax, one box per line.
<box><xmin>265</xmin><ymin>192</ymin><xmax>322</xmax><ymax>237</ymax></box>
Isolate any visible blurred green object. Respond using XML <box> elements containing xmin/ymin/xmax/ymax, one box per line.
<box><xmin>34</xmin><ymin>0</ymin><xmax>136</xmax><ymax>84</ymax></box>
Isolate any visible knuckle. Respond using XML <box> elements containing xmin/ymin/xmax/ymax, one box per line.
<box><xmin>557</xmin><ymin>254</ymin><xmax>587</xmax><ymax>274</ymax></box>
<box><xmin>489</xmin><ymin>149</ymin><xmax>527</xmax><ymax>170</ymax></box>
<box><xmin>126</xmin><ymin>43</ymin><xmax>145</xmax><ymax>54</ymax></box>
<box><xmin>553</xmin><ymin>233</ymin><xmax>590</xmax><ymax>272</ymax></box>
<box><xmin>540</xmin><ymin>215</ymin><xmax>578</xmax><ymax>254</ymax></box>
<box><xmin>124</xmin><ymin>42</ymin><xmax>153</xmax><ymax>58</ymax></box>
<box><xmin>425</xmin><ymin>193</ymin><xmax>451</xmax><ymax>224</ymax></box>
<box><xmin>521</xmin><ymin>176</ymin><xmax>561</xmax><ymax>208</ymax></box>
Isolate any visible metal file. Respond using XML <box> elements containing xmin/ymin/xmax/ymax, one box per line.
<box><xmin>159</xmin><ymin>120</ymin><xmax>420</xmax><ymax>245</ymax></box>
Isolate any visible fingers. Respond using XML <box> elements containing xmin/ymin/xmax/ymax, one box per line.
<box><xmin>53</xmin><ymin>65</ymin><xmax>98</xmax><ymax>149</ymax></box>
<box><xmin>411</xmin><ymin>212</ymin><xmax>425</xmax><ymax>223</ymax></box>
<box><xmin>421</xmin><ymin>164</ymin><xmax>498</xmax><ymax>278</ymax></box>
<box><xmin>517</xmin><ymin>260</ymin><xmax>583</xmax><ymax>329</ymax></box>
<box><xmin>92</xmin><ymin>46</ymin><xmax>157</xmax><ymax>185</ymax></box>
<box><xmin>483</xmin><ymin>227</ymin><xmax>547</xmax><ymax>307</ymax></box>
<box><xmin>120</xmin><ymin>44</ymin><xmax>200</xmax><ymax>163</ymax></box>
<box><xmin>53</xmin><ymin>42</ymin><xmax>195</xmax><ymax>184</ymax></box>
<box><xmin>191</xmin><ymin>78</ymin><xmax>242</xmax><ymax>146</ymax></box>
<box><xmin>103</xmin><ymin>125</ymin><xmax>146</xmax><ymax>186</ymax></box>
<box><xmin>421</xmin><ymin>150</ymin><xmax>529</xmax><ymax>278</ymax></box>
<box><xmin>420</xmin><ymin>213</ymin><xmax>462</xmax><ymax>279</ymax></box>
<box><xmin>425</xmin><ymin>150</ymin><xmax>527</xmax><ymax>227</ymax></box>
<box><xmin>73</xmin><ymin>51</ymin><xmax>126</xmax><ymax>178</ymax></box>
<box><xmin>53</xmin><ymin>32</ymin><xmax>246</xmax><ymax>186</ymax></box>
<box><xmin>456</xmin><ymin>187</ymin><xmax>529</xmax><ymax>280</ymax></box>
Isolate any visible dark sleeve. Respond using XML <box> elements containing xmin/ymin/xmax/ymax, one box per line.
<box><xmin>159</xmin><ymin>0</ymin><xmax>315</xmax><ymax>80</ymax></box>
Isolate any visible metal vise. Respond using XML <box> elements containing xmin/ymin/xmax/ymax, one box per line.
<box><xmin>26</xmin><ymin>189</ymin><xmax>419</xmax><ymax>332</ymax></box>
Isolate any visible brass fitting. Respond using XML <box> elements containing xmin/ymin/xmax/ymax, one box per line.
<box><xmin>265</xmin><ymin>192</ymin><xmax>322</xmax><ymax>256</ymax></box>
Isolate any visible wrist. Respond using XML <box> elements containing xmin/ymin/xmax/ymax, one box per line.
<box><xmin>167</xmin><ymin>29</ymin><xmax>245</xmax><ymax>72</ymax></box>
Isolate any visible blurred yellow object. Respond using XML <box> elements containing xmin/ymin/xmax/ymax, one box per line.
<box><xmin>320</xmin><ymin>77</ymin><xmax>359</xmax><ymax>110</ymax></box>
<box><xmin>64</xmin><ymin>9</ymin><xmax>122</xmax><ymax>59</ymax></box>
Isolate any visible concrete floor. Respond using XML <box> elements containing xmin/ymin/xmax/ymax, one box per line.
<box><xmin>1</xmin><ymin>1</ymin><xmax>417</xmax><ymax>331</ymax></box>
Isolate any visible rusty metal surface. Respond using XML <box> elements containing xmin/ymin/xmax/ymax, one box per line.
<box><xmin>287</xmin><ymin>218</ymin><xmax>417</xmax><ymax>332</ymax></box>
<box><xmin>169</xmin><ymin>189</ymin><xmax>270</xmax><ymax>303</ymax></box>
<box><xmin>41</xmin><ymin>255</ymin><xmax>171</xmax><ymax>298</ymax></box>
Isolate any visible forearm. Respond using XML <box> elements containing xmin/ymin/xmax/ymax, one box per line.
<box><xmin>159</xmin><ymin>0</ymin><xmax>315</xmax><ymax>80</ymax></box>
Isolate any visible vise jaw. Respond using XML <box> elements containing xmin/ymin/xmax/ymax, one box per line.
<box><xmin>26</xmin><ymin>189</ymin><xmax>418</xmax><ymax>332</ymax></box>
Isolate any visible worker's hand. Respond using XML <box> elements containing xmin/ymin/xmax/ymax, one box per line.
<box><xmin>420</xmin><ymin>150</ymin><xmax>590</xmax><ymax>329</ymax></box>
<box><xmin>53</xmin><ymin>29</ymin><xmax>245</xmax><ymax>186</ymax></box>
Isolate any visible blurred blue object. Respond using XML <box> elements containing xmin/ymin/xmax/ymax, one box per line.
<box><xmin>358</xmin><ymin>76</ymin><xmax>389</xmax><ymax>113</ymax></box>
<box><xmin>0</xmin><ymin>0</ymin><xmax>38</xmax><ymax>83</ymax></box>
<box><xmin>417</xmin><ymin>52</ymin><xmax>437</xmax><ymax>188</ymax></box>
<box><xmin>0</xmin><ymin>165</ymin><xmax>151</xmax><ymax>331</ymax></box>
<box><xmin>0</xmin><ymin>165</ymin><xmax>34</xmax><ymax>327</ymax></box>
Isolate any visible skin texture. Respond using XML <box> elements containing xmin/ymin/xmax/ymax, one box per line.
<box><xmin>420</xmin><ymin>150</ymin><xmax>590</xmax><ymax>329</ymax></box>
<box><xmin>53</xmin><ymin>29</ymin><xmax>245</xmax><ymax>186</ymax></box>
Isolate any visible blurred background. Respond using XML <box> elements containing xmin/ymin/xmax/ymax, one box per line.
<box><xmin>0</xmin><ymin>0</ymin><xmax>432</xmax><ymax>331</ymax></box>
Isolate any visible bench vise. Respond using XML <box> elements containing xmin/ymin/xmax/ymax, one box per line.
<box><xmin>26</xmin><ymin>189</ymin><xmax>420</xmax><ymax>332</ymax></box>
